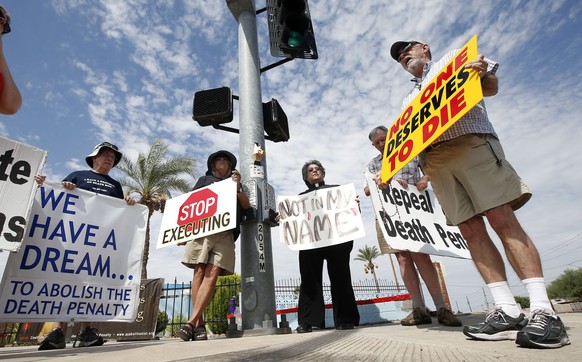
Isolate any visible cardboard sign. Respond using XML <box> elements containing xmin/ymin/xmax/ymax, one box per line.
<box><xmin>381</xmin><ymin>35</ymin><xmax>482</xmax><ymax>181</ymax></box>
<box><xmin>366</xmin><ymin>172</ymin><xmax>471</xmax><ymax>259</ymax></box>
<box><xmin>278</xmin><ymin>184</ymin><xmax>365</xmax><ymax>251</ymax></box>
<box><xmin>0</xmin><ymin>182</ymin><xmax>148</xmax><ymax>322</ymax></box>
<box><xmin>0</xmin><ymin>136</ymin><xmax>47</xmax><ymax>251</ymax></box>
<box><xmin>156</xmin><ymin>179</ymin><xmax>237</xmax><ymax>248</ymax></box>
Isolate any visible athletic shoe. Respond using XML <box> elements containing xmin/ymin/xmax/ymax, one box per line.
<box><xmin>38</xmin><ymin>327</ymin><xmax>66</xmax><ymax>350</ymax></box>
<box><xmin>73</xmin><ymin>326</ymin><xmax>104</xmax><ymax>348</ymax></box>
<box><xmin>515</xmin><ymin>309</ymin><xmax>571</xmax><ymax>349</ymax></box>
<box><xmin>296</xmin><ymin>324</ymin><xmax>313</xmax><ymax>333</ymax></box>
<box><xmin>401</xmin><ymin>306</ymin><xmax>432</xmax><ymax>326</ymax></box>
<box><xmin>463</xmin><ymin>308</ymin><xmax>528</xmax><ymax>341</ymax></box>
<box><xmin>437</xmin><ymin>307</ymin><xmax>462</xmax><ymax>326</ymax></box>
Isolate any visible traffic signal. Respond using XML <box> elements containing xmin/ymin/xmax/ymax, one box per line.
<box><xmin>267</xmin><ymin>0</ymin><xmax>318</xmax><ymax>59</ymax></box>
<box><xmin>192</xmin><ymin>87</ymin><xmax>233</xmax><ymax>127</ymax></box>
<box><xmin>263</xmin><ymin>99</ymin><xmax>289</xmax><ymax>142</ymax></box>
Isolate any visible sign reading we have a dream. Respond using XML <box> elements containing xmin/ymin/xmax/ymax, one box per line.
<box><xmin>0</xmin><ymin>182</ymin><xmax>148</xmax><ymax>323</ymax></box>
<box><xmin>365</xmin><ymin>172</ymin><xmax>470</xmax><ymax>259</ymax></box>
<box><xmin>278</xmin><ymin>184</ymin><xmax>365</xmax><ymax>251</ymax></box>
<box><xmin>157</xmin><ymin>178</ymin><xmax>237</xmax><ymax>248</ymax></box>
<box><xmin>381</xmin><ymin>35</ymin><xmax>482</xmax><ymax>182</ymax></box>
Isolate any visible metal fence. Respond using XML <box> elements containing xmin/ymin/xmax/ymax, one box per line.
<box><xmin>0</xmin><ymin>278</ymin><xmax>405</xmax><ymax>344</ymax></box>
<box><xmin>160</xmin><ymin>277</ymin><xmax>405</xmax><ymax>337</ymax></box>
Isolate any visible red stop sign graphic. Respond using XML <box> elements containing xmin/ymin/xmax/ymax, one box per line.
<box><xmin>177</xmin><ymin>188</ymin><xmax>218</xmax><ymax>225</ymax></box>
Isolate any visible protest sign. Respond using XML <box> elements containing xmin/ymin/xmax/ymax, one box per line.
<box><xmin>278</xmin><ymin>184</ymin><xmax>365</xmax><ymax>251</ymax></box>
<box><xmin>0</xmin><ymin>136</ymin><xmax>47</xmax><ymax>252</ymax></box>
<box><xmin>366</xmin><ymin>172</ymin><xmax>471</xmax><ymax>259</ymax></box>
<box><xmin>157</xmin><ymin>179</ymin><xmax>237</xmax><ymax>248</ymax></box>
<box><xmin>0</xmin><ymin>182</ymin><xmax>148</xmax><ymax>322</ymax></box>
<box><xmin>15</xmin><ymin>278</ymin><xmax>164</xmax><ymax>343</ymax></box>
<box><xmin>381</xmin><ymin>35</ymin><xmax>482</xmax><ymax>181</ymax></box>
<box><xmin>92</xmin><ymin>278</ymin><xmax>164</xmax><ymax>340</ymax></box>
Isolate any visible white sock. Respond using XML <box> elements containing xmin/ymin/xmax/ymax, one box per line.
<box><xmin>488</xmin><ymin>281</ymin><xmax>521</xmax><ymax>317</ymax></box>
<box><xmin>522</xmin><ymin>277</ymin><xmax>554</xmax><ymax>313</ymax></box>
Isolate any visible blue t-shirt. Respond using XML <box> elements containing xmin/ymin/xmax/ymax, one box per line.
<box><xmin>63</xmin><ymin>170</ymin><xmax>124</xmax><ymax>199</ymax></box>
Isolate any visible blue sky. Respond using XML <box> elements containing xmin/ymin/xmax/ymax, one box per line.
<box><xmin>1</xmin><ymin>0</ymin><xmax>581</xmax><ymax>313</ymax></box>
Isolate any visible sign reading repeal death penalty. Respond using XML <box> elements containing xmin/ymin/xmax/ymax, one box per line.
<box><xmin>0</xmin><ymin>136</ymin><xmax>47</xmax><ymax>252</ymax></box>
<box><xmin>381</xmin><ymin>35</ymin><xmax>482</xmax><ymax>182</ymax></box>
<box><xmin>0</xmin><ymin>182</ymin><xmax>148</xmax><ymax>323</ymax></box>
<box><xmin>365</xmin><ymin>172</ymin><xmax>471</xmax><ymax>259</ymax></box>
<box><xmin>278</xmin><ymin>184</ymin><xmax>366</xmax><ymax>251</ymax></box>
<box><xmin>156</xmin><ymin>178</ymin><xmax>237</xmax><ymax>248</ymax></box>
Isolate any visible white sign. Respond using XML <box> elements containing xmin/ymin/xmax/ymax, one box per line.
<box><xmin>157</xmin><ymin>179</ymin><xmax>237</xmax><ymax>248</ymax></box>
<box><xmin>365</xmin><ymin>172</ymin><xmax>471</xmax><ymax>259</ymax></box>
<box><xmin>0</xmin><ymin>182</ymin><xmax>148</xmax><ymax>322</ymax></box>
<box><xmin>0</xmin><ymin>136</ymin><xmax>47</xmax><ymax>252</ymax></box>
<box><xmin>278</xmin><ymin>184</ymin><xmax>365</xmax><ymax>251</ymax></box>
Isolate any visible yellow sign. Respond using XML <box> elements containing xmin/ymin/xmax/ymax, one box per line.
<box><xmin>381</xmin><ymin>35</ymin><xmax>483</xmax><ymax>181</ymax></box>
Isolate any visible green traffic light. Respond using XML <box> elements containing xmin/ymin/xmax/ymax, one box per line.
<box><xmin>287</xmin><ymin>31</ymin><xmax>304</xmax><ymax>48</ymax></box>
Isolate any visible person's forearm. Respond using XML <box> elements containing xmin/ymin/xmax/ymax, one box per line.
<box><xmin>482</xmin><ymin>72</ymin><xmax>498</xmax><ymax>97</ymax></box>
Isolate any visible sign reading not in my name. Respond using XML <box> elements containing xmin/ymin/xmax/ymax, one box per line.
<box><xmin>278</xmin><ymin>184</ymin><xmax>365</xmax><ymax>251</ymax></box>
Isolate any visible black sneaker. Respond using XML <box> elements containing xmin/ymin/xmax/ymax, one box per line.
<box><xmin>515</xmin><ymin>309</ymin><xmax>571</xmax><ymax>349</ymax></box>
<box><xmin>73</xmin><ymin>326</ymin><xmax>104</xmax><ymax>348</ymax></box>
<box><xmin>335</xmin><ymin>323</ymin><xmax>354</xmax><ymax>330</ymax></box>
<box><xmin>296</xmin><ymin>324</ymin><xmax>312</xmax><ymax>333</ymax></box>
<box><xmin>463</xmin><ymin>308</ymin><xmax>528</xmax><ymax>341</ymax></box>
<box><xmin>38</xmin><ymin>327</ymin><xmax>66</xmax><ymax>350</ymax></box>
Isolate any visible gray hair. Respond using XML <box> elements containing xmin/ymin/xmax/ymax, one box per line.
<box><xmin>301</xmin><ymin>160</ymin><xmax>326</xmax><ymax>183</ymax></box>
<box><xmin>368</xmin><ymin>126</ymin><xmax>387</xmax><ymax>141</ymax></box>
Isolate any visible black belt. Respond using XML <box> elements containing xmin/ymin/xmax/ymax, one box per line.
<box><xmin>424</xmin><ymin>141</ymin><xmax>445</xmax><ymax>153</ymax></box>
<box><xmin>424</xmin><ymin>134</ymin><xmax>490</xmax><ymax>153</ymax></box>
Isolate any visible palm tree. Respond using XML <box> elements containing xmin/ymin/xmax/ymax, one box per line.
<box><xmin>117</xmin><ymin>138</ymin><xmax>197</xmax><ymax>279</ymax></box>
<box><xmin>354</xmin><ymin>245</ymin><xmax>381</xmax><ymax>293</ymax></box>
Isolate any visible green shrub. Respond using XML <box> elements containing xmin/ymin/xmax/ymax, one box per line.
<box><xmin>547</xmin><ymin>268</ymin><xmax>582</xmax><ymax>301</ymax></box>
<box><xmin>205</xmin><ymin>274</ymin><xmax>241</xmax><ymax>335</ymax></box>
<box><xmin>156</xmin><ymin>311</ymin><xmax>169</xmax><ymax>335</ymax></box>
<box><xmin>514</xmin><ymin>296</ymin><xmax>530</xmax><ymax>309</ymax></box>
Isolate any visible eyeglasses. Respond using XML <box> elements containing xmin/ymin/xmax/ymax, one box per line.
<box><xmin>99</xmin><ymin>150</ymin><xmax>116</xmax><ymax>159</ymax></box>
<box><xmin>397</xmin><ymin>43</ymin><xmax>422</xmax><ymax>62</ymax></box>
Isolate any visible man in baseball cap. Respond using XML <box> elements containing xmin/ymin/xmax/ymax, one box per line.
<box><xmin>390</xmin><ymin>40</ymin><xmax>427</xmax><ymax>62</ymax></box>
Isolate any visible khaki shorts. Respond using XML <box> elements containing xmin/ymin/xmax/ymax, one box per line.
<box><xmin>423</xmin><ymin>134</ymin><xmax>531</xmax><ymax>226</ymax></box>
<box><xmin>181</xmin><ymin>231</ymin><xmax>235</xmax><ymax>276</ymax></box>
<box><xmin>375</xmin><ymin>221</ymin><xmax>402</xmax><ymax>254</ymax></box>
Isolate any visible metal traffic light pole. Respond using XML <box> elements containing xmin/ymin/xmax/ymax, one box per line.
<box><xmin>226</xmin><ymin>0</ymin><xmax>279</xmax><ymax>334</ymax></box>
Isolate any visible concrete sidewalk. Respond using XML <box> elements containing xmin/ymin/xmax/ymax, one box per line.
<box><xmin>0</xmin><ymin>312</ymin><xmax>578</xmax><ymax>361</ymax></box>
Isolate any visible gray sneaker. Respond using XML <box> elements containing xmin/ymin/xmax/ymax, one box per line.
<box><xmin>463</xmin><ymin>308</ymin><xmax>527</xmax><ymax>341</ymax></box>
<box><xmin>515</xmin><ymin>309</ymin><xmax>571</xmax><ymax>349</ymax></box>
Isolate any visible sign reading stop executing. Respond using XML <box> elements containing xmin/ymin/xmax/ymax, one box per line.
<box><xmin>156</xmin><ymin>179</ymin><xmax>238</xmax><ymax>248</ymax></box>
